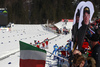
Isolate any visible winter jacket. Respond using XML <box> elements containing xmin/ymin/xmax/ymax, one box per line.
<box><xmin>91</xmin><ymin>44</ymin><xmax>100</xmax><ymax>67</ymax></box>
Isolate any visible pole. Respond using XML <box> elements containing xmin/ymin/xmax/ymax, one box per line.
<box><xmin>46</xmin><ymin>50</ymin><xmax>68</xmax><ymax>62</ymax></box>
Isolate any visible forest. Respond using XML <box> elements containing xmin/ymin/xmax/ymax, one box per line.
<box><xmin>0</xmin><ymin>0</ymin><xmax>100</xmax><ymax>24</ymax></box>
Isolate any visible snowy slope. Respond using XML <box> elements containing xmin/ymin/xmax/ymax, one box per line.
<box><xmin>0</xmin><ymin>22</ymin><xmax>73</xmax><ymax>67</ymax></box>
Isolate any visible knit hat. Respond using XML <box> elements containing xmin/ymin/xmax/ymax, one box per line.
<box><xmin>90</xmin><ymin>34</ymin><xmax>99</xmax><ymax>41</ymax></box>
<box><xmin>83</xmin><ymin>7</ymin><xmax>90</xmax><ymax>14</ymax></box>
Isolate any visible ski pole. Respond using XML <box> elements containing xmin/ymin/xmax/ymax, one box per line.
<box><xmin>46</xmin><ymin>50</ymin><xmax>68</xmax><ymax>62</ymax></box>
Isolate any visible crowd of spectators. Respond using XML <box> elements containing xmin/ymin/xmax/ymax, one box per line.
<box><xmin>49</xmin><ymin>16</ymin><xmax>100</xmax><ymax>67</ymax></box>
<box><xmin>71</xmin><ymin>16</ymin><xmax>100</xmax><ymax>67</ymax></box>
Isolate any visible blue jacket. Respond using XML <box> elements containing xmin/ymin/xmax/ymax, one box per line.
<box><xmin>53</xmin><ymin>45</ymin><xmax>58</xmax><ymax>50</ymax></box>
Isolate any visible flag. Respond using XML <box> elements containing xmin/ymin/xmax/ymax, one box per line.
<box><xmin>19</xmin><ymin>41</ymin><xmax>47</xmax><ymax>67</ymax></box>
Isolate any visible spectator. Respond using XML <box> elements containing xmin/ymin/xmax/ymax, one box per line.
<box><xmin>73</xmin><ymin>54</ymin><xmax>86</xmax><ymax>67</ymax></box>
<box><xmin>77</xmin><ymin>6</ymin><xmax>90</xmax><ymax>51</ymax></box>
<box><xmin>97</xmin><ymin>29</ymin><xmax>100</xmax><ymax>44</ymax></box>
<box><xmin>72</xmin><ymin>9</ymin><xmax>80</xmax><ymax>47</ymax></box>
<box><xmin>86</xmin><ymin>57</ymin><xmax>96</xmax><ymax>67</ymax></box>
<box><xmin>89</xmin><ymin>33</ymin><xmax>100</xmax><ymax>67</ymax></box>
<box><xmin>56</xmin><ymin>28</ymin><xmax>59</xmax><ymax>34</ymax></box>
<box><xmin>82</xmin><ymin>41</ymin><xmax>90</xmax><ymax>58</ymax></box>
<box><xmin>73</xmin><ymin>49</ymin><xmax>82</xmax><ymax>55</ymax></box>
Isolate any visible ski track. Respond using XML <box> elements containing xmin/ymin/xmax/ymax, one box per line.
<box><xmin>0</xmin><ymin>22</ymin><xmax>73</xmax><ymax>67</ymax></box>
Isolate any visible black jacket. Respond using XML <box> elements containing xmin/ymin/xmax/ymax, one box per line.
<box><xmin>92</xmin><ymin>44</ymin><xmax>100</xmax><ymax>67</ymax></box>
<box><xmin>77</xmin><ymin>21</ymin><xmax>89</xmax><ymax>50</ymax></box>
<box><xmin>72</xmin><ymin>23</ymin><xmax>78</xmax><ymax>43</ymax></box>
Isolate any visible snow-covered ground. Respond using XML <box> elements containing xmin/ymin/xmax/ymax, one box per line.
<box><xmin>0</xmin><ymin>22</ymin><xmax>73</xmax><ymax>67</ymax></box>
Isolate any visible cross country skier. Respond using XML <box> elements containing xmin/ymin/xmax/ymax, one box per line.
<box><xmin>42</xmin><ymin>41</ymin><xmax>45</xmax><ymax>49</ymax></box>
<box><xmin>57</xmin><ymin>46</ymin><xmax>62</xmax><ymax>67</ymax></box>
<box><xmin>50</xmin><ymin>44</ymin><xmax>58</xmax><ymax>57</ymax></box>
<box><xmin>45</xmin><ymin>38</ymin><xmax>49</xmax><ymax>49</ymax></box>
<box><xmin>36</xmin><ymin>41</ymin><xmax>40</xmax><ymax>48</ymax></box>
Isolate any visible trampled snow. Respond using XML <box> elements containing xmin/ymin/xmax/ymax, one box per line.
<box><xmin>0</xmin><ymin>22</ymin><xmax>73</xmax><ymax>67</ymax></box>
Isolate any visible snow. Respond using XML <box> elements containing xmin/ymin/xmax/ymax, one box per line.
<box><xmin>0</xmin><ymin>22</ymin><xmax>73</xmax><ymax>67</ymax></box>
<box><xmin>54</xmin><ymin>21</ymin><xmax>73</xmax><ymax>29</ymax></box>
